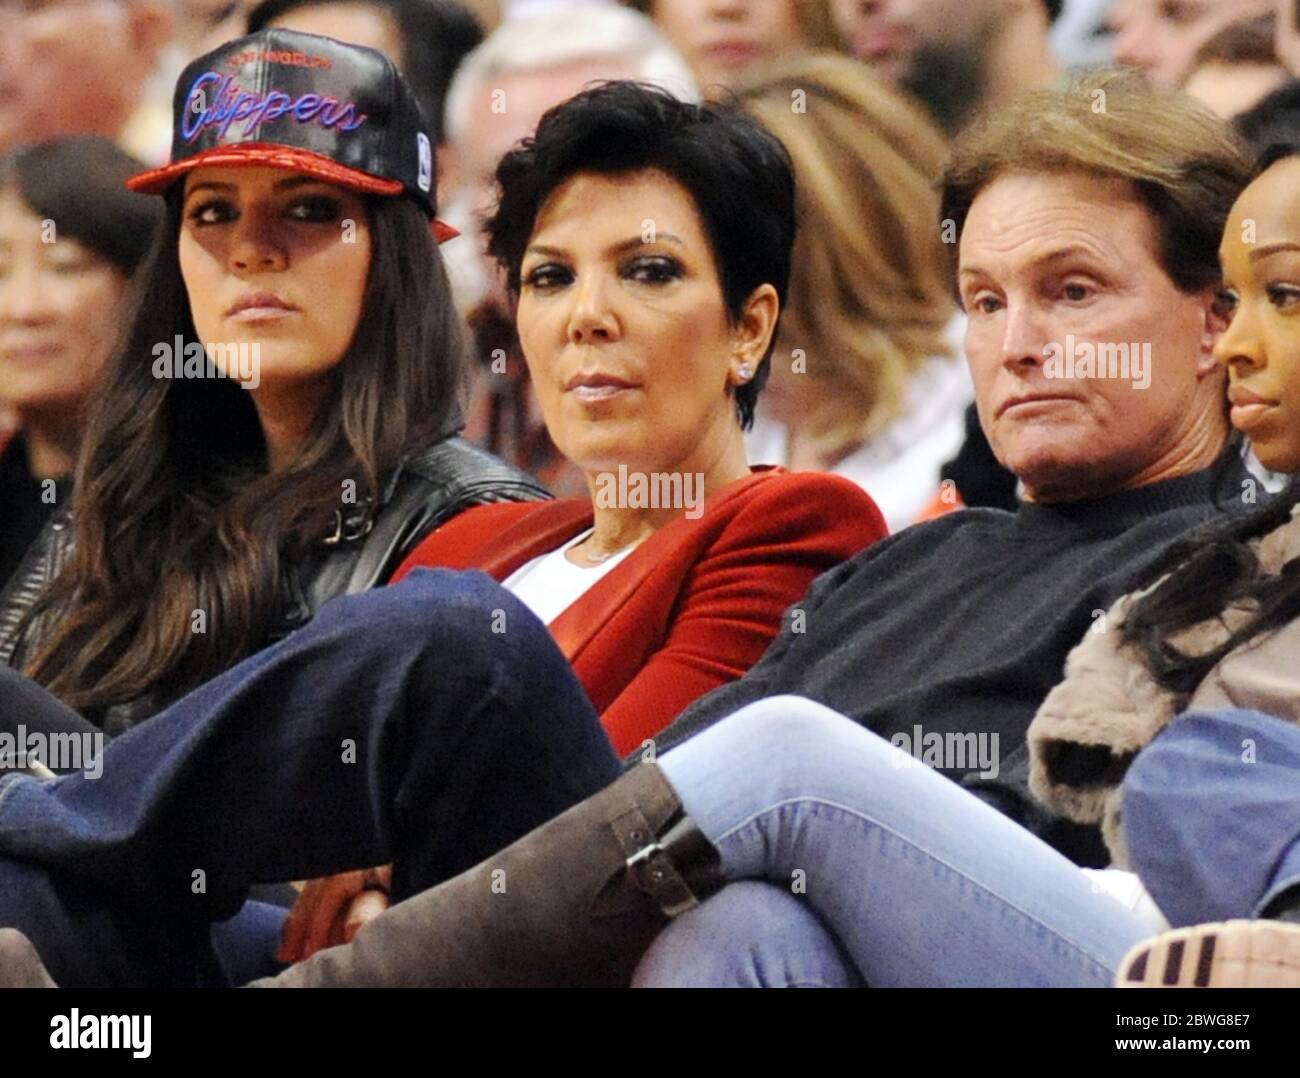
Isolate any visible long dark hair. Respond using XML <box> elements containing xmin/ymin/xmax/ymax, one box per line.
<box><xmin>22</xmin><ymin>190</ymin><xmax>465</xmax><ymax>713</ymax></box>
<box><xmin>1122</xmin><ymin>476</ymin><xmax>1300</xmax><ymax>694</ymax></box>
<box><xmin>1122</xmin><ymin>146</ymin><xmax>1300</xmax><ymax>694</ymax></box>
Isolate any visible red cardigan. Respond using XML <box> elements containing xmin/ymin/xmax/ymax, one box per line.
<box><xmin>392</xmin><ymin>467</ymin><xmax>886</xmax><ymax>755</ymax></box>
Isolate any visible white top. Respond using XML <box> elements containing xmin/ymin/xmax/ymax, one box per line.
<box><xmin>501</xmin><ymin>529</ymin><xmax>637</xmax><ymax>625</ymax></box>
<box><xmin>745</xmin><ymin>348</ymin><xmax>973</xmax><ymax>533</ymax></box>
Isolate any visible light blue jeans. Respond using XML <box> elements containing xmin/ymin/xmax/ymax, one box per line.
<box><xmin>1122</xmin><ymin>708</ymin><xmax>1300</xmax><ymax>926</ymax></box>
<box><xmin>634</xmin><ymin>696</ymin><xmax>1155</xmax><ymax>988</ymax></box>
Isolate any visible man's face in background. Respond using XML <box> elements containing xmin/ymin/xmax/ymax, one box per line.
<box><xmin>647</xmin><ymin>0</ymin><xmax>811</xmax><ymax>94</ymax></box>
<box><xmin>1</xmin><ymin>1</ymin><xmax>134</xmax><ymax>151</ymax></box>
<box><xmin>1108</xmin><ymin>0</ymin><xmax>1272</xmax><ymax>86</ymax></box>
<box><xmin>0</xmin><ymin>0</ymin><xmax>171</xmax><ymax>154</ymax></box>
<box><xmin>831</xmin><ymin>0</ymin><xmax>1008</xmax><ymax>79</ymax></box>
<box><xmin>830</xmin><ymin>0</ymin><xmax>1013</xmax><ymax>130</ymax></box>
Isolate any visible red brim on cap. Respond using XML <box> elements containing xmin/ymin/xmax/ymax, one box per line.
<box><xmin>125</xmin><ymin>142</ymin><xmax>459</xmax><ymax>243</ymax></box>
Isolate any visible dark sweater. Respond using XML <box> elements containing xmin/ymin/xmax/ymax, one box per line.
<box><xmin>647</xmin><ymin>454</ymin><xmax>1251</xmax><ymax>866</ymax></box>
<box><xmin>940</xmin><ymin>402</ymin><xmax>1020</xmax><ymax>511</ymax></box>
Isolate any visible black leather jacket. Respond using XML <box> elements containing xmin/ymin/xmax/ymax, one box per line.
<box><xmin>0</xmin><ymin>436</ymin><xmax>548</xmax><ymax>733</ymax></box>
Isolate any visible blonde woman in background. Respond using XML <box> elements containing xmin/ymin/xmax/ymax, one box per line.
<box><xmin>734</xmin><ymin>53</ymin><xmax>969</xmax><ymax>531</ymax></box>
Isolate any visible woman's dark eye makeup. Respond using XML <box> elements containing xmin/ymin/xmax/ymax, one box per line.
<box><xmin>624</xmin><ymin>255</ymin><xmax>682</xmax><ymax>284</ymax></box>
<box><xmin>522</xmin><ymin>262</ymin><xmax>571</xmax><ymax>290</ymax></box>
<box><xmin>522</xmin><ymin>254</ymin><xmax>683</xmax><ymax>290</ymax></box>
<box><xmin>1211</xmin><ymin>280</ymin><xmax>1300</xmax><ymax>318</ymax></box>
<box><xmin>187</xmin><ymin>198</ymin><xmax>235</xmax><ymax>226</ymax></box>
<box><xmin>185</xmin><ymin>191</ymin><xmax>343</xmax><ymax>226</ymax></box>
<box><xmin>286</xmin><ymin>194</ymin><xmax>343</xmax><ymax>222</ymax></box>
<box><xmin>1267</xmin><ymin>282</ymin><xmax>1300</xmax><ymax>310</ymax></box>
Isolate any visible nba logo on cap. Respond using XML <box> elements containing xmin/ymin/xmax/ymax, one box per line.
<box><xmin>417</xmin><ymin>132</ymin><xmax>432</xmax><ymax>193</ymax></box>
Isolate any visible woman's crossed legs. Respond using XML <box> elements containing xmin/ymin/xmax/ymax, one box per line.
<box><xmin>635</xmin><ymin>696</ymin><xmax>1156</xmax><ymax>987</ymax></box>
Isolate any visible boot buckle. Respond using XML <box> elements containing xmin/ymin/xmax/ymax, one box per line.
<box><xmin>611</xmin><ymin>808</ymin><xmax>706</xmax><ymax>918</ymax></box>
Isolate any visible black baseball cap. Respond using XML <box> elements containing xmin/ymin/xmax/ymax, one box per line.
<box><xmin>127</xmin><ymin>28</ymin><xmax>458</xmax><ymax>242</ymax></box>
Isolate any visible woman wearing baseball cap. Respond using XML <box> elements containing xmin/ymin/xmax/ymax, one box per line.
<box><xmin>0</xmin><ymin>29</ymin><xmax>544</xmax><ymax>731</ymax></box>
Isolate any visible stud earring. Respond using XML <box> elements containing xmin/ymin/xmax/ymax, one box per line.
<box><xmin>737</xmin><ymin>363</ymin><xmax>754</xmax><ymax>382</ymax></box>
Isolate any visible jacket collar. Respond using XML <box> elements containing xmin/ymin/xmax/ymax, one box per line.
<box><xmin>475</xmin><ymin>468</ymin><xmax>780</xmax><ymax>661</ymax></box>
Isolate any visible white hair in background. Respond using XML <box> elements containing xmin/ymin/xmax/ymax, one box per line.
<box><xmin>443</xmin><ymin>5</ymin><xmax>699</xmax><ymax>147</ymax></box>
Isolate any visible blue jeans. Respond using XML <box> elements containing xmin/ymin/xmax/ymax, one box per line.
<box><xmin>0</xmin><ymin>569</ymin><xmax>621</xmax><ymax>987</ymax></box>
<box><xmin>1122</xmin><ymin>708</ymin><xmax>1300</xmax><ymax>927</ymax></box>
<box><xmin>634</xmin><ymin>697</ymin><xmax>1155</xmax><ymax>987</ymax></box>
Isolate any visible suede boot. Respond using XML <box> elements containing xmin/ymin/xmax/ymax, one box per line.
<box><xmin>251</xmin><ymin>763</ymin><xmax>723</xmax><ymax>987</ymax></box>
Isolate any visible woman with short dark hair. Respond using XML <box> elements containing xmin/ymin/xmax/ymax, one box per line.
<box><xmin>482</xmin><ymin>78</ymin><xmax>793</xmax><ymax>431</ymax></box>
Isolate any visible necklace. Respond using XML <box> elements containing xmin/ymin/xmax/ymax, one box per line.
<box><xmin>573</xmin><ymin>531</ymin><xmax>630</xmax><ymax>564</ymax></box>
